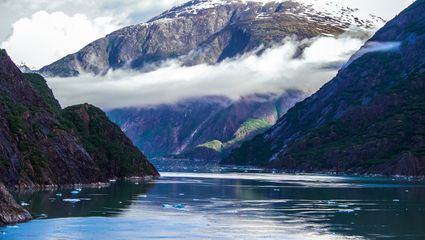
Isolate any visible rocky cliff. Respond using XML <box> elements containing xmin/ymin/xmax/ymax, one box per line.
<box><xmin>63</xmin><ymin>104</ymin><xmax>158</xmax><ymax>178</ymax></box>
<box><xmin>0</xmin><ymin>50</ymin><xmax>158</xmax><ymax>225</ymax></box>
<box><xmin>39</xmin><ymin>0</ymin><xmax>382</xmax><ymax>77</ymax></box>
<box><xmin>0</xmin><ymin>183</ymin><xmax>32</xmax><ymax>226</ymax></box>
<box><xmin>224</xmin><ymin>0</ymin><xmax>425</xmax><ymax>176</ymax></box>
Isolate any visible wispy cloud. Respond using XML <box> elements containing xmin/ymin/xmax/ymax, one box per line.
<box><xmin>47</xmin><ymin>33</ymin><xmax>367</xmax><ymax>110</ymax></box>
<box><xmin>344</xmin><ymin>41</ymin><xmax>402</xmax><ymax>67</ymax></box>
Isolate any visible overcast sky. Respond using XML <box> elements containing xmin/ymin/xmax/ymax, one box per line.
<box><xmin>0</xmin><ymin>0</ymin><xmax>415</xmax><ymax>69</ymax></box>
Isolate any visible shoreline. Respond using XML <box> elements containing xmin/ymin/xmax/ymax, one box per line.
<box><xmin>12</xmin><ymin>174</ymin><xmax>160</xmax><ymax>193</ymax></box>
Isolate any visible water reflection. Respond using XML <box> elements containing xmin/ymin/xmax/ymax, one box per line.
<box><xmin>14</xmin><ymin>180</ymin><xmax>154</xmax><ymax>218</ymax></box>
<box><xmin>1</xmin><ymin>171</ymin><xmax>425</xmax><ymax>239</ymax></box>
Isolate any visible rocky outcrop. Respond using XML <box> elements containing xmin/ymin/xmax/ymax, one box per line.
<box><xmin>0</xmin><ymin>49</ymin><xmax>158</xmax><ymax>225</ymax></box>
<box><xmin>39</xmin><ymin>0</ymin><xmax>382</xmax><ymax>77</ymax></box>
<box><xmin>0</xmin><ymin>183</ymin><xmax>32</xmax><ymax>226</ymax></box>
<box><xmin>108</xmin><ymin>91</ymin><xmax>307</xmax><ymax>159</ymax></box>
<box><xmin>224</xmin><ymin>0</ymin><xmax>425</xmax><ymax>176</ymax></box>
<box><xmin>63</xmin><ymin>104</ymin><xmax>159</xmax><ymax>178</ymax></box>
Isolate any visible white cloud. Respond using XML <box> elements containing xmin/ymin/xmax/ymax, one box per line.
<box><xmin>0</xmin><ymin>0</ymin><xmax>188</xmax><ymax>44</ymax></box>
<box><xmin>1</xmin><ymin>11</ymin><xmax>121</xmax><ymax>69</ymax></box>
<box><xmin>46</xmin><ymin>34</ymin><xmax>365</xmax><ymax>110</ymax></box>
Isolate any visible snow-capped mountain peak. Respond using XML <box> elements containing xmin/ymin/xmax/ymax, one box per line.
<box><xmin>151</xmin><ymin>0</ymin><xmax>385</xmax><ymax>29</ymax></box>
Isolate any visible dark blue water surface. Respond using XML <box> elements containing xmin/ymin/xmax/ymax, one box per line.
<box><xmin>1</xmin><ymin>162</ymin><xmax>425</xmax><ymax>239</ymax></box>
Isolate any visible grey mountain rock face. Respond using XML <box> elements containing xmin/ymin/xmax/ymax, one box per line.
<box><xmin>39</xmin><ymin>0</ymin><xmax>382</xmax><ymax>77</ymax></box>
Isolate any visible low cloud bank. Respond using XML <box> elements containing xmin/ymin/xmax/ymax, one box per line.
<box><xmin>47</xmin><ymin>35</ymin><xmax>367</xmax><ymax>110</ymax></box>
<box><xmin>344</xmin><ymin>41</ymin><xmax>402</xmax><ymax>66</ymax></box>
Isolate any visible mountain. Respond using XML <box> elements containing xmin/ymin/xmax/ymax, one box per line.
<box><xmin>224</xmin><ymin>0</ymin><xmax>425</xmax><ymax>176</ymax></box>
<box><xmin>63</xmin><ymin>104</ymin><xmax>158</xmax><ymax>177</ymax></box>
<box><xmin>37</xmin><ymin>0</ymin><xmax>385</xmax><ymax>161</ymax></box>
<box><xmin>108</xmin><ymin>91</ymin><xmax>306</xmax><ymax>159</ymax></box>
<box><xmin>0</xmin><ymin>50</ymin><xmax>158</xmax><ymax>225</ymax></box>
<box><xmin>39</xmin><ymin>0</ymin><xmax>383</xmax><ymax>77</ymax></box>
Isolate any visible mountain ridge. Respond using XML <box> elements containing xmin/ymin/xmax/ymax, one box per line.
<box><xmin>0</xmin><ymin>49</ymin><xmax>158</xmax><ymax>225</ymax></box>
<box><xmin>39</xmin><ymin>0</ymin><xmax>382</xmax><ymax>77</ymax></box>
<box><xmin>224</xmin><ymin>0</ymin><xmax>425</xmax><ymax>176</ymax></box>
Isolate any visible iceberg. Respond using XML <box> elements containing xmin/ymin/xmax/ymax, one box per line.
<box><xmin>63</xmin><ymin>198</ymin><xmax>81</xmax><ymax>203</ymax></box>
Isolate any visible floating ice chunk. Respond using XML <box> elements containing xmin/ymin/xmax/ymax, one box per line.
<box><xmin>20</xmin><ymin>202</ymin><xmax>30</xmax><ymax>206</ymax></box>
<box><xmin>354</xmin><ymin>207</ymin><xmax>361</xmax><ymax>211</ymax></box>
<box><xmin>140</xmin><ymin>194</ymin><xmax>147</xmax><ymax>198</ymax></box>
<box><xmin>162</xmin><ymin>204</ymin><xmax>172</xmax><ymax>208</ymax></box>
<box><xmin>75</xmin><ymin>188</ymin><xmax>82</xmax><ymax>191</ymax></box>
<box><xmin>37</xmin><ymin>214</ymin><xmax>48</xmax><ymax>219</ymax></box>
<box><xmin>135</xmin><ymin>182</ymin><xmax>139</xmax><ymax>185</ymax></box>
<box><xmin>109</xmin><ymin>179</ymin><xmax>117</xmax><ymax>182</ymax></box>
<box><xmin>338</xmin><ymin>209</ymin><xmax>354</xmax><ymax>213</ymax></box>
<box><xmin>7</xmin><ymin>226</ymin><xmax>19</xmax><ymax>228</ymax></box>
<box><xmin>179</xmin><ymin>193</ymin><xmax>185</xmax><ymax>196</ymax></box>
<box><xmin>63</xmin><ymin>198</ymin><xmax>81</xmax><ymax>203</ymax></box>
<box><xmin>56</xmin><ymin>193</ymin><xmax>62</xmax><ymax>197</ymax></box>
<box><xmin>70</xmin><ymin>190</ymin><xmax>80</xmax><ymax>194</ymax></box>
<box><xmin>193</xmin><ymin>199</ymin><xmax>200</xmax><ymax>201</ymax></box>
<box><xmin>273</xmin><ymin>189</ymin><xmax>280</xmax><ymax>192</ymax></box>
<box><xmin>174</xmin><ymin>204</ymin><xmax>185</xmax><ymax>209</ymax></box>
<box><xmin>80</xmin><ymin>198</ymin><xmax>91</xmax><ymax>201</ymax></box>
<box><xmin>327</xmin><ymin>201</ymin><xmax>336</xmax><ymax>205</ymax></box>
<box><xmin>338</xmin><ymin>204</ymin><xmax>349</xmax><ymax>208</ymax></box>
<box><xmin>393</xmin><ymin>199</ymin><xmax>400</xmax><ymax>202</ymax></box>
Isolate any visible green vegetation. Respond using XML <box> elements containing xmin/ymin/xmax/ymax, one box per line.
<box><xmin>62</xmin><ymin>104</ymin><xmax>153</xmax><ymax>177</ymax></box>
<box><xmin>0</xmin><ymin>96</ymin><xmax>27</xmax><ymax>133</ymax></box>
<box><xmin>0</xmin><ymin>155</ymin><xmax>11</xmax><ymax>167</ymax></box>
<box><xmin>24</xmin><ymin>73</ymin><xmax>62</xmax><ymax>113</ymax></box>
<box><xmin>196</xmin><ymin>140</ymin><xmax>224</xmax><ymax>152</ymax></box>
<box><xmin>232</xmin><ymin>118</ymin><xmax>272</xmax><ymax>142</ymax></box>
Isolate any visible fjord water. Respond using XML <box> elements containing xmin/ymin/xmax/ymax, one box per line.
<box><xmin>2</xmin><ymin>163</ymin><xmax>425</xmax><ymax>239</ymax></box>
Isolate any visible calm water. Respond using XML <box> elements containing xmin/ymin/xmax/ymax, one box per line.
<box><xmin>1</xmin><ymin>169</ymin><xmax>425</xmax><ymax>239</ymax></box>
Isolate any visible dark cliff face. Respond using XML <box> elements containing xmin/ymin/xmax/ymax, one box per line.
<box><xmin>63</xmin><ymin>104</ymin><xmax>159</xmax><ymax>178</ymax></box>
<box><xmin>0</xmin><ymin>182</ymin><xmax>32</xmax><ymax>226</ymax></box>
<box><xmin>224</xmin><ymin>0</ymin><xmax>425</xmax><ymax>176</ymax></box>
<box><xmin>108</xmin><ymin>91</ymin><xmax>307</xmax><ymax>159</ymax></box>
<box><xmin>39</xmin><ymin>0</ymin><xmax>380</xmax><ymax>77</ymax></box>
<box><xmin>0</xmin><ymin>50</ymin><xmax>158</xmax><ymax>225</ymax></box>
<box><xmin>0</xmin><ymin>50</ymin><xmax>101</xmax><ymax>188</ymax></box>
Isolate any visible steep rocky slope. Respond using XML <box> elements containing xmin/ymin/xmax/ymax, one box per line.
<box><xmin>63</xmin><ymin>104</ymin><xmax>158</xmax><ymax>178</ymax></box>
<box><xmin>0</xmin><ymin>50</ymin><xmax>158</xmax><ymax>225</ymax></box>
<box><xmin>108</xmin><ymin>91</ymin><xmax>306</xmax><ymax>159</ymax></box>
<box><xmin>224</xmin><ymin>0</ymin><xmax>425</xmax><ymax>176</ymax></box>
<box><xmin>39</xmin><ymin>0</ymin><xmax>382</xmax><ymax>77</ymax></box>
<box><xmin>0</xmin><ymin>183</ymin><xmax>32</xmax><ymax>226</ymax></box>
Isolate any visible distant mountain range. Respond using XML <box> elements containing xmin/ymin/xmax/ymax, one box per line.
<box><xmin>108</xmin><ymin>91</ymin><xmax>306</xmax><ymax>159</ymax></box>
<box><xmin>225</xmin><ymin>0</ymin><xmax>425</xmax><ymax>176</ymax></box>
<box><xmin>37</xmin><ymin>0</ymin><xmax>386</xmax><ymax>160</ymax></box>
